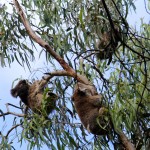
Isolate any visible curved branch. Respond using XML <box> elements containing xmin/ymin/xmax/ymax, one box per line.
<box><xmin>117</xmin><ymin>131</ymin><xmax>136</xmax><ymax>150</ymax></box>
<box><xmin>0</xmin><ymin>103</ymin><xmax>25</xmax><ymax>118</ymax></box>
<box><xmin>5</xmin><ymin>124</ymin><xmax>21</xmax><ymax>138</ymax></box>
<box><xmin>43</xmin><ymin>70</ymin><xmax>70</xmax><ymax>81</ymax></box>
<box><xmin>13</xmin><ymin>0</ymin><xmax>89</xmax><ymax>84</ymax></box>
<box><xmin>38</xmin><ymin>70</ymin><xmax>72</xmax><ymax>90</ymax></box>
<box><xmin>0</xmin><ymin>112</ymin><xmax>25</xmax><ymax>117</ymax></box>
<box><xmin>6</xmin><ymin>103</ymin><xmax>22</xmax><ymax>109</ymax></box>
<box><xmin>37</xmin><ymin>70</ymin><xmax>90</xmax><ymax>92</ymax></box>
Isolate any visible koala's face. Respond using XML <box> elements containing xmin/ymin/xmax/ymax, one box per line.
<box><xmin>11</xmin><ymin>80</ymin><xmax>29</xmax><ymax>98</ymax></box>
<box><xmin>75</xmin><ymin>82</ymin><xmax>98</xmax><ymax>96</ymax></box>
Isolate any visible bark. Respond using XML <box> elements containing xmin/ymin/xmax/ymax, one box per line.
<box><xmin>118</xmin><ymin>131</ymin><xmax>136</xmax><ymax>150</ymax></box>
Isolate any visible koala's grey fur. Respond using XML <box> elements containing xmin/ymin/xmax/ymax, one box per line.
<box><xmin>72</xmin><ymin>82</ymin><xmax>110</xmax><ymax>135</ymax></box>
<box><xmin>11</xmin><ymin>80</ymin><xmax>58</xmax><ymax>115</ymax></box>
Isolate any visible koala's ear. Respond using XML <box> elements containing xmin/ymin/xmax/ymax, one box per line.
<box><xmin>22</xmin><ymin>80</ymin><xmax>27</xmax><ymax>83</ymax></box>
<box><xmin>18</xmin><ymin>80</ymin><xmax>27</xmax><ymax>85</ymax></box>
<box><xmin>78</xmin><ymin>87</ymin><xmax>92</xmax><ymax>96</ymax></box>
<box><xmin>78</xmin><ymin>86</ymin><xmax>86</xmax><ymax>93</ymax></box>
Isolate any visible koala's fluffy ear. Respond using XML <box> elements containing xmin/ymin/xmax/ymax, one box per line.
<box><xmin>21</xmin><ymin>80</ymin><xmax>27</xmax><ymax>83</ymax></box>
<box><xmin>78</xmin><ymin>86</ymin><xmax>86</xmax><ymax>93</ymax></box>
<box><xmin>78</xmin><ymin>86</ymin><xmax>91</xmax><ymax>96</ymax></box>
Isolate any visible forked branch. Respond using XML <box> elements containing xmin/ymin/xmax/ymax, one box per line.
<box><xmin>0</xmin><ymin>103</ymin><xmax>25</xmax><ymax>118</ymax></box>
<box><xmin>13</xmin><ymin>0</ymin><xmax>89</xmax><ymax>84</ymax></box>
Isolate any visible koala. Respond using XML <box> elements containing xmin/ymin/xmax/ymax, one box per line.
<box><xmin>11</xmin><ymin>80</ymin><xmax>58</xmax><ymax>115</ymax></box>
<box><xmin>96</xmin><ymin>32</ymin><xmax>118</xmax><ymax>59</ymax></box>
<box><xmin>96</xmin><ymin>25</ymin><xmax>121</xmax><ymax>65</ymax></box>
<box><xmin>72</xmin><ymin>82</ymin><xmax>110</xmax><ymax>135</ymax></box>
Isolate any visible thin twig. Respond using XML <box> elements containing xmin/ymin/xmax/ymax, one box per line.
<box><xmin>0</xmin><ymin>103</ymin><xmax>25</xmax><ymax>118</ymax></box>
<box><xmin>5</xmin><ymin>124</ymin><xmax>22</xmax><ymax>138</ymax></box>
<box><xmin>6</xmin><ymin>103</ymin><xmax>22</xmax><ymax>110</ymax></box>
<box><xmin>0</xmin><ymin>112</ymin><xmax>25</xmax><ymax>117</ymax></box>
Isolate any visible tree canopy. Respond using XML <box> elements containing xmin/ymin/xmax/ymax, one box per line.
<box><xmin>0</xmin><ymin>0</ymin><xmax>150</xmax><ymax>149</ymax></box>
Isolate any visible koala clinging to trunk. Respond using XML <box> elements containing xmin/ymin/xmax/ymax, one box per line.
<box><xmin>96</xmin><ymin>25</ymin><xmax>121</xmax><ymax>65</ymax></box>
<box><xmin>72</xmin><ymin>82</ymin><xmax>110</xmax><ymax>135</ymax></box>
<box><xmin>11</xmin><ymin>79</ymin><xmax>58</xmax><ymax>116</ymax></box>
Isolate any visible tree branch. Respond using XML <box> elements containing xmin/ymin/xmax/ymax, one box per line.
<box><xmin>6</xmin><ymin>103</ymin><xmax>22</xmax><ymax>110</ymax></box>
<box><xmin>0</xmin><ymin>103</ymin><xmax>25</xmax><ymax>118</ymax></box>
<box><xmin>117</xmin><ymin>131</ymin><xmax>136</xmax><ymax>150</ymax></box>
<box><xmin>13</xmin><ymin>0</ymin><xmax>89</xmax><ymax>84</ymax></box>
<box><xmin>0</xmin><ymin>111</ymin><xmax>25</xmax><ymax>117</ymax></box>
<box><xmin>36</xmin><ymin>70</ymin><xmax>90</xmax><ymax>92</ymax></box>
<box><xmin>5</xmin><ymin>124</ymin><xmax>21</xmax><ymax>139</ymax></box>
<box><xmin>45</xmin><ymin>70</ymin><xmax>71</xmax><ymax>77</ymax></box>
<box><xmin>101</xmin><ymin>0</ymin><xmax>150</xmax><ymax>61</ymax></box>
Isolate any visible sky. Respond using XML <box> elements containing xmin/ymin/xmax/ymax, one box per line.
<box><xmin>0</xmin><ymin>0</ymin><xmax>149</xmax><ymax>149</ymax></box>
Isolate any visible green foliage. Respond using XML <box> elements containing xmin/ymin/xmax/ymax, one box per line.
<box><xmin>21</xmin><ymin>115</ymin><xmax>52</xmax><ymax>149</ymax></box>
<box><xmin>0</xmin><ymin>0</ymin><xmax>150</xmax><ymax>150</ymax></box>
<box><xmin>0</xmin><ymin>3</ymin><xmax>34</xmax><ymax>68</ymax></box>
<box><xmin>0</xmin><ymin>134</ymin><xmax>15</xmax><ymax>150</ymax></box>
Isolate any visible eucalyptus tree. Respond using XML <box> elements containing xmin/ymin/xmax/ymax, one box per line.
<box><xmin>0</xmin><ymin>0</ymin><xmax>149</xmax><ymax>149</ymax></box>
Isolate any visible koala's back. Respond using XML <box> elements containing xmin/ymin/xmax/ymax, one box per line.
<box><xmin>27</xmin><ymin>81</ymin><xmax>43</xmax><ymax>112</ymax></box>
<box><xmin>73</xmin><ymin>91</ymin><xmax>100</xmax><ymax>132</ymax></box>
<box><xmin>72</xmin><ymin>82</ymin><xmax>109</xmax><ymax>135</ymax></box>
<box><xmin>27</xmin><ymin>81</ymin><xmax>57</xmax><ymax>114</ymax></box>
